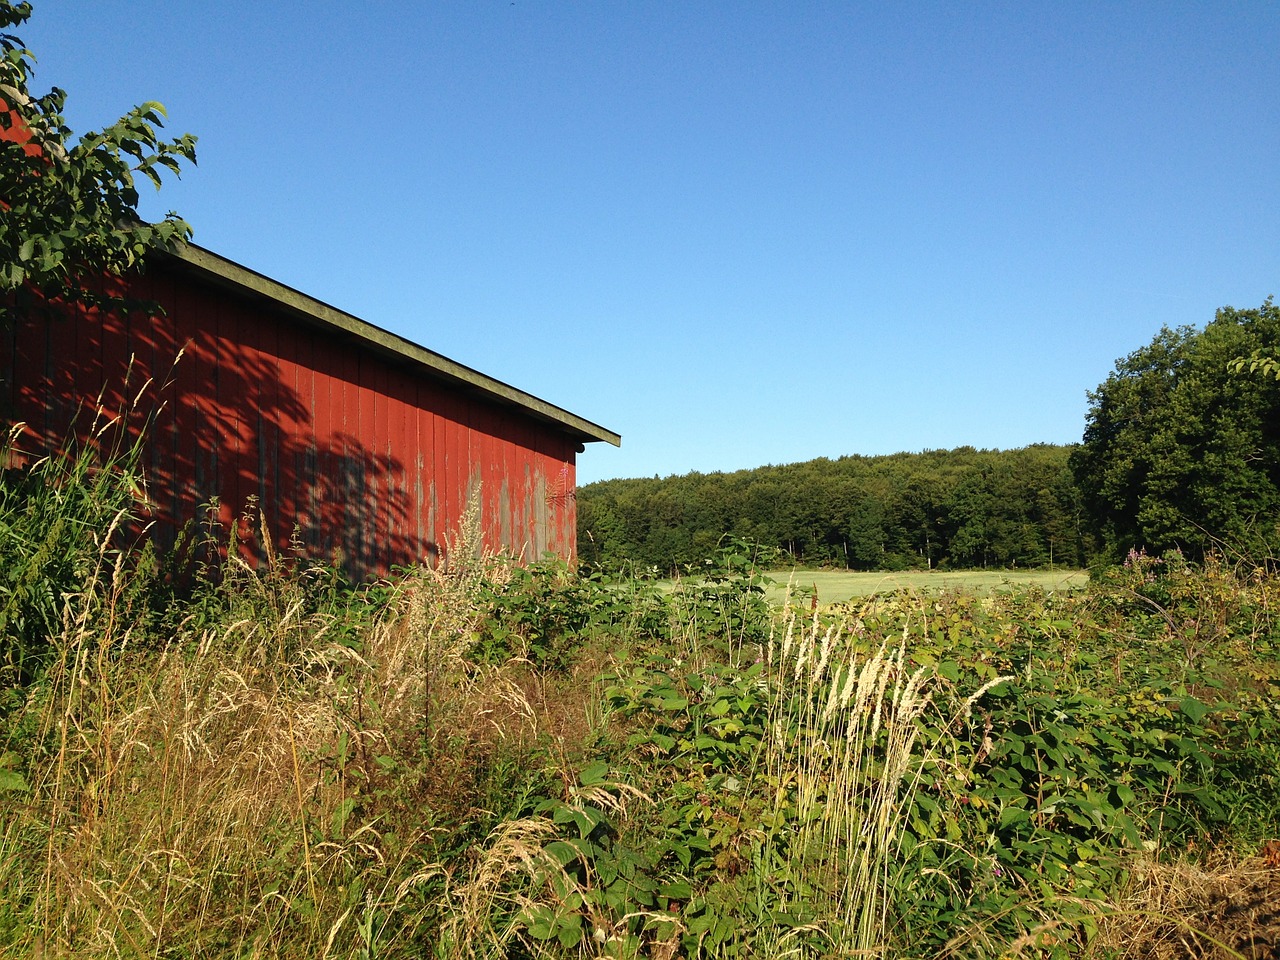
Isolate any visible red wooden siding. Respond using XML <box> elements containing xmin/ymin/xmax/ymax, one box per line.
<box><xmin>1</xmin><ymin>254</ymin><xmax>606</xmax><ymax>579</ymax></box>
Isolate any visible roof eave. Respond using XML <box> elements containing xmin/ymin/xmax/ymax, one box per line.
<box><xmin>154</xmin><ymin>242</ymin><xmax>621</xmax><ymax>447</ymax></box>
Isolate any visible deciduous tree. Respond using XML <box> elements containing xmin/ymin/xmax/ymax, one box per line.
<box><xmin>1</xmin><ymin>0</ymin><xmax>196</xmax><ymax>320</ymax></box>
<box><xmin>1071</xmin><ymin>298</ymin><xmax>1280</xmax><ymax>562</ymax></box>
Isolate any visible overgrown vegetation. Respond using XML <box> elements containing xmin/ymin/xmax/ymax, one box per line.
<box><xmin>2</xmin><ymin>438</ymin><xmax>1278</xmax><ymax>959</ymax></box>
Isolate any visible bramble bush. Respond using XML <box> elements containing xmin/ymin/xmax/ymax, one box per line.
<box><xmin>2</xmin><ymin>456</ymin><xmax>1278</xmax><ymax>958</ymax></box>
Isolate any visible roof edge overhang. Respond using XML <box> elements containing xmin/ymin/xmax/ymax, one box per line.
<box><xmin>154</xmin><ymin>242</ymin><xmax>621</xmax><ymax>448</ymax></box>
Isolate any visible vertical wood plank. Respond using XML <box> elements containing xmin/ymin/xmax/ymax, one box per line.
<box><xmin>4</xmin><ymin>257</ymin><xmax>590</xmax><ymax>576</ymax></box>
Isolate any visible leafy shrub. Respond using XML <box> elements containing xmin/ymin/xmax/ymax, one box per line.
<box><xmin>475</xmin><ymin>557</ymin><xmax>659</xmax><ymax>669</ymax></box>
<box><xmin>3</xmin><ymin>499</ymin><xmax>1279</xmax><ymax>959</ymax></box>
<box><xmin>0</xmin><ymin>420</ymin><xmax>150</xmax><ymax>691</ymax></box>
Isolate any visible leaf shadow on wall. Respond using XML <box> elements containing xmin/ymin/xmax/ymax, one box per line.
<box><xmin>2</xmin><ymin>272</ymin><xmax>437</xmax><ymax>582</ymax></box>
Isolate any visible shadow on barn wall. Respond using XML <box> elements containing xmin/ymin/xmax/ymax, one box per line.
<box><xmin>2</xmin><ymin>246</ymin><xmax>614</xmax><ymax>579</ymax></box>
<box><xmin>4</xmin><ymin>281</ymin><xmax>427</xmax><ymax>581</ymax></box>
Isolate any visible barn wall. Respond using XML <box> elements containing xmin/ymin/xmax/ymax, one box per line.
<box><xmin>1</xmin><ymin>263</ymin><xmax>579</xmax><ymax>578</ymax></box>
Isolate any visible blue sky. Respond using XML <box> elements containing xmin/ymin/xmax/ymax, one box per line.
<box><xmin>20</xmin><ymin>1</ymin><xmax>1279</xmax><ymax>484</ymax></box>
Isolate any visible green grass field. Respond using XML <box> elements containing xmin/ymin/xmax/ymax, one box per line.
<box><xmin>761</xmin><ymin>567</ymin><xmax>1088</xmax><ymax>604</ymax></box>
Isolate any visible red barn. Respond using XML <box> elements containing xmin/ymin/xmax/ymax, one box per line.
<box><xmin>1</xmin><ymin>243</ymin><xmax>620</xmax><ymax>578</ymax></box>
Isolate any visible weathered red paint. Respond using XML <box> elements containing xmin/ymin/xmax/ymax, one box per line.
<box><xmin>1</xmin><ymin>247</ymin><xmax>617</xmax><ymax>579</ymax></box>
<box><xmin>0</xmin><ymin>97</ymin><xmax>43</xmax><ymax>162</ymax></box>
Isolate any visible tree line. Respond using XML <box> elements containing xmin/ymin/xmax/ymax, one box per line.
<box><xmin>581</xmin><ymin>296</ymin><xmax>1280</xmax><ymax>574</ymax></box>
<box><xmin>578</xmin><ymin>444</ymin><xmax>1089</xmax><ymax>572</ymax></box>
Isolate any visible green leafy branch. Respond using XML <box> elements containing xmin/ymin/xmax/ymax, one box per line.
<box><xmin>1</xmin><ymin>0</ymin><xmax>196</xmax><ymax>310</ymax></box>
<box><xmin>1227</xmin><ymin>348</ymin><xmax>1280</xmax><ymax>381</ymax></box>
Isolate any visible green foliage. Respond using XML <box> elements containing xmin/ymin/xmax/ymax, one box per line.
<box><xmin>1072</xmin><ymin>298</ymin><xmax>1280</xmax><ymax>564</ymax></box>
<box><xmin>0</xmin><ymin>420</ymin><xmax>150</xmax><ymax>690</ymax></box>
<box><xmin>472</xmin><ymin>540</ymin><xmax>772</xmax><ymax>671</ymax></box>
<box><xmin>579</xmin><ymin>444</ymin><xmax>1088</xmax><ymax>574</ymax></box>
<box><xmin>475</xmin><ymin>557</ymin><xmax>662</xmax><ymax>669</ymax></box>
<box><xmin>604</xmin><ymin>652</ymin><xmax>792</xmax><ymax>956</ymax></box>
<box><xmin>0</xmin><ymin>0</ymin><xmax>196</xmax><ymax>317</ymax></box>
<box><xmin>1228</xmin><ymin>347</ymin><xmax>1280</xmax><ymax>381</ymax></box>
<box><xmin>2</xmin><ymin>498</ymin><xmax>1279</xmax><ymax>959</ymax></box>
<box><xmin>881</xmin><ymin>577</ymin><xmax>1280</xmax><ymax>957</ymax></box>
<box><xmin>518</xmin><ymin>764</ymin><xmax>676</xmax><ymax>955</ymax></box>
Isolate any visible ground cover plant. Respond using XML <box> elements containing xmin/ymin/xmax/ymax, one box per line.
<box><xmin>2</xmin><ymin>445</ymin><xmax>1279</xmax><ymax>958</ymax></box>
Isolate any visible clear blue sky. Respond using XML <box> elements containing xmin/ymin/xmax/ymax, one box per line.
<box><xmin>21</xmin><ymin>1</ymin><xmax>1279</xmax><ymax>485</ymax></box>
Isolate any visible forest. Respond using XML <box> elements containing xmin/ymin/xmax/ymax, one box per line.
<box><xmin>578</xmin><ymin>444</ymin><xmax>1088</xmax><ymax>572</ymax></box>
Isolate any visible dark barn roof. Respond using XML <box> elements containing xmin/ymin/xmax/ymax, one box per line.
<box><xmin>163</xmin><ymin>243</ymin><xmax>621</xmax><ymax>449</ymax></box>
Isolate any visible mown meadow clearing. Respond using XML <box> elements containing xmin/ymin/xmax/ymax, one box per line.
<box><xmin>3</xmin><ymin>465</ymin><xmax>1279</xmax><ymax>960</ymax></box>
<box><xmin>760</xmin><ymin>568</ymin><xmax>1090</xmax><ymax>604</ymax></box>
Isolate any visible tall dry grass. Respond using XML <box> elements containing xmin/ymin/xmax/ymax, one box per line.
<box><xmin>0</xmin><ymin>490</ymin><xmax>604</xmax><ymax>958</ymax></box>
<box><xmin>761</xmin><ymin>599</ymin><xmax>1009</xmax><ymax>958</ymax></box>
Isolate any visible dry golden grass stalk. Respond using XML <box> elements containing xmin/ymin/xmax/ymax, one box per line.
<box><xmin>438</xmin><ymin>816</ymin><xmax>562</xmax><ymax>959</ymax></box>
<box><xmin>1085</xmin><ymin>852</ymin><xmax>1280</xmax><ymax>960</ymax></box>
<box><xmin>2</xmin><ymin>476</ymin><xmax>620</xmax><ymax>959</ymax></box>
<box><xmin>762</xmin><ymin>600</ymin><xmax>1012</xmax><ymax>960</ymax></box>
<box><xmin>8</xmin><ymin>542</ymin><xmax>456</xmax><ymax>955</ymax></box>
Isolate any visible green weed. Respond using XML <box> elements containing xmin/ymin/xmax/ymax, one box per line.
<box><xmin>0</xmin><ymin>450</ymin><xmax>1276</xmax><ymax>959</ymax></box>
